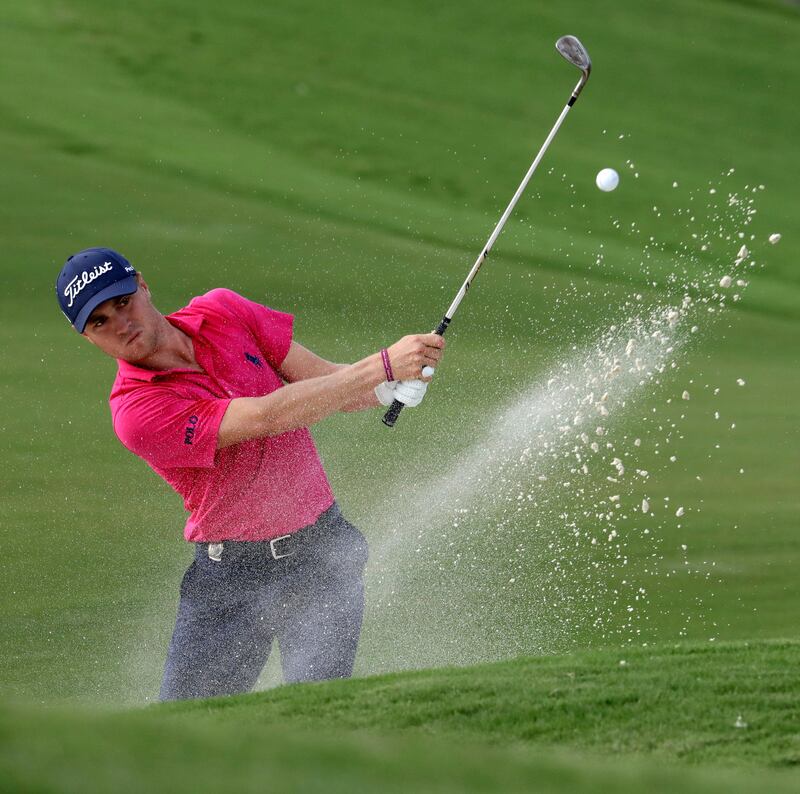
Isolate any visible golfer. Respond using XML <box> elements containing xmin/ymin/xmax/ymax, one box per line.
<box><xmin>56</xmin><ymin>247</ymin><xmax>444</xmax><ymax>700</ymax></box>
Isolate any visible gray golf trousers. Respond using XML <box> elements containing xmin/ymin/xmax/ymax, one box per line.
<box><xmin>159</xmin><ymin>503</ymin><xmax>368</xmax><ymax>701</ymax></box>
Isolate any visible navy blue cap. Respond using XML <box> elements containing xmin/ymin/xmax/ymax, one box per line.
<box><xmin>56</xmin><ymin>248</ymin><xmax>138</xmax><ymax>333</ymax></box>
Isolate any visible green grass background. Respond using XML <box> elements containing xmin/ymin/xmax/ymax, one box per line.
<box><xmin>0</xmin><ymin>0</ymin><xmax>798</xmax><ymax>789</ymax></box>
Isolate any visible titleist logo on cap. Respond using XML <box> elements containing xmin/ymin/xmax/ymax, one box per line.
<box><xmin>63</xmin><ymin>261</ymin><xmax>133</xmax><ymax>307</ymax></box>
<box><xmin>63</xmin><ymin>261</ymin><xmax>113</xmax><ymax>307</ymax></box>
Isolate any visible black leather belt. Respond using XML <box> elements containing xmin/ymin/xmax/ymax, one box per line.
<box><xmin>196</xmin><ymin>503</ymin><xmax>340</xmax><ymax>563</ymax></box>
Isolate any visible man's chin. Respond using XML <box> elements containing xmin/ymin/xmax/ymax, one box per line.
<box><xmin>119</xmin><ymin>338</ymin><xmax>155</xmax><ymax>365</ymax></box>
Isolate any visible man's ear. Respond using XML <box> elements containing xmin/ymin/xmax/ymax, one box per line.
<box><xmin>137</xmin><ymin>272</ymin><xmax>150</xmax><ymax>294</ymax></box>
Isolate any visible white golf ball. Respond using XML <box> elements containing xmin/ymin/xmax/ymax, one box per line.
<box><xmin>421</xmin><ymin>366</ymin><xmax>435</xmax><ymax>378</ymax></box>
<box><xmin>596</xmin><ymin>168</ymin><xmax>619</xmax><ymax>192</ymax></box>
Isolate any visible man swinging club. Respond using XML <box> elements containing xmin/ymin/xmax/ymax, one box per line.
<box><xmin>56</xmin><ymin>247</ymin><xmax>444</xmax><ymax>700</ymax></box>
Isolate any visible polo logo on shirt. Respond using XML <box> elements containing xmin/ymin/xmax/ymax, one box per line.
<box><xmin>245</xmin><ymin>352</ymin><xmax>263</xmax><ymax>368</ymax></box>
<box><xmin>184</xmin><ymin>415</ymin><xmax>199</xmax><ymax>445</ymax></box>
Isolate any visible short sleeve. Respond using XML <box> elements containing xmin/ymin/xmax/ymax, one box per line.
<box><xmin>112</xmin><ymin>386</ymin><xmax>231</xmax><ymax>470</ymax></box>
<box><xmin>246</xmin><ymin>300</ymin><xmax>294</xmax><ymax>369</ymax></box>
<box><xmin>204</xmin><ymin>289</ymin><xmax>294</xmax><ymax>369</ymax></box>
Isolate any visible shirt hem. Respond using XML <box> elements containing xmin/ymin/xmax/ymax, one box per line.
<box><xmin>183</xmin><ymin>495</ymin><xmax>337</xmax><ymax>543</ymax></box>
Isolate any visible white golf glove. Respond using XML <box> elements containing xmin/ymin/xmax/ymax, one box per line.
<box><xmin>374</xmin><ymin>381</ymin><xmax>397</xmax><ymax>406</ymax></box>
<box><xmin>374</xmin><ymin>379</ymin><xmax>428</xmax><ymax>408</ymax></box>
<box><xmin>394</xmin><ymin>379</ymin><xmax>428</xmax><ymax>407</ymax></box>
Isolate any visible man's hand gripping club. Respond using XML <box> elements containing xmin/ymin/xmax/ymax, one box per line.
<box><xmin>374</xmin><ymin>333</ymin><xmax>444</xmax><ymax>409</ymax></box>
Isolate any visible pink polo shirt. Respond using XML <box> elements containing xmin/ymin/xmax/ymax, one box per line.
<box><xmin>109</xmin><ymin>288</ymin><xmax>335</xmax><ymax>542</ymax></box>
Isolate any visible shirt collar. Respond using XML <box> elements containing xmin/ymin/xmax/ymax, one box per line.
<box><xmin>116</xmin><ymin>312</ymin><xmax>205</xmax><ymax>382</ymax></box>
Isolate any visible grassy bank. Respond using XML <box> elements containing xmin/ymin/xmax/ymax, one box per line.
<box><xmin>2</xmin><ymin>641</ymin><xmax>799</xmax><ymax>792</ymax></box>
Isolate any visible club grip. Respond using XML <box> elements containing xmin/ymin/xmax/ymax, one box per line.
<box><xmin>382</xmin><ymin>398</ymin><xmax>404</xmax><ymax>427</ymax></box>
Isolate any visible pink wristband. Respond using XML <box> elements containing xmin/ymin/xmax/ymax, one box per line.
<box><xmin>380</xmin><ymin>348</ymin><xmax>395</xmax><ymax>381</ymax></box>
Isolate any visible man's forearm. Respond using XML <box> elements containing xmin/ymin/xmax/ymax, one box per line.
<box><xmin>330</xmin><ymin>363</ymin><xmax>382</xmax><ymax>412</ymax></box>
<box><xmin>340</xmin><ymin>389</ymin><xmax>382</xmax><ymax>412</ymax></box>
<box><xmin>219</xmin><ymin>355</ymin><xmax>384</xmax><ymax>448</ymax></box>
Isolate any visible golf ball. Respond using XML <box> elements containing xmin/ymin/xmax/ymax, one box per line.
<box><xmin>421</xmin><ymin>366</ymin><xmax>435</xmax><ymax>378</ymax></box>
<box><xmin>596</xmin><ymin>168</ymin><xmax>619</xmax><ymax>192</ymax></box>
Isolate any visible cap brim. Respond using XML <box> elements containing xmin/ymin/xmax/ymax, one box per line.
<box><xmin>75</xmin><ymin>277</ymin><xmax>139</xmax><ymax>333</ymax></box>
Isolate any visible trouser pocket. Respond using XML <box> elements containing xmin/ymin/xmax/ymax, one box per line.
<box><xmin>323</xmin><ymin>516</ymin><xmax>369</xmax><ymax>572</ymax></box>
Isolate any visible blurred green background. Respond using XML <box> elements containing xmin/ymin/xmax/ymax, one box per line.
<box><xmin>0</xmin><ymin>0</ymin><xmax>797</xmax><ymax>714</ymax></box>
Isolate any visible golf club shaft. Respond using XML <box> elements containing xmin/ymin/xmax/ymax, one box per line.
<box><xmin>444</xmin><ymin>91</ymin><xmax>581</xmax><ymax>327</ymax></box>
<box><xmin>383</xmin><ymin>75</ymin><xmax>587</xmax><ymax>428</ymax></box>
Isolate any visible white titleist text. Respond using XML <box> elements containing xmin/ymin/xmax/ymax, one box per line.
<box><xmin>64</xmin><ymin>261</ymin><xmax>114</xmax><ymax>308</ymax></box>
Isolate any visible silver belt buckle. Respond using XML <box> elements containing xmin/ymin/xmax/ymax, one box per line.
<box><xmin>269</xmin><ymin>534</ymin><xmax>294</xmax><ymax>560</ymax></box>
<box><xmin>208</xmin><ymin>542</ymin><xmax>224</xmax><ymax>562</ymax></box>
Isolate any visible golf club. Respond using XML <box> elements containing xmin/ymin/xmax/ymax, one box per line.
<box><xmin>383</xmin><ymin>34</ymin><xmax>592</xmax><ymax>428</ymax></box>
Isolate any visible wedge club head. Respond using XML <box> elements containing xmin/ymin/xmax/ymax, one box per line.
<box><xmin>556</xmin><ymin>35</ymin><xmax>592</xmax><ymax>99</ymax></box>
